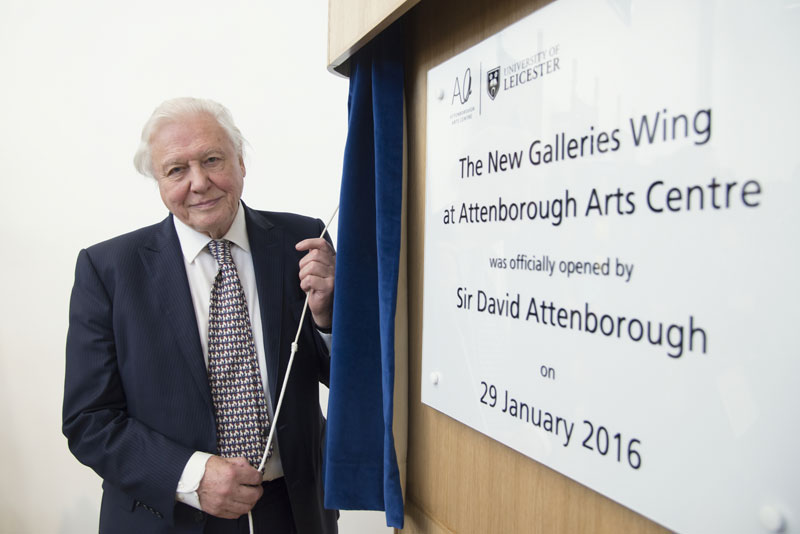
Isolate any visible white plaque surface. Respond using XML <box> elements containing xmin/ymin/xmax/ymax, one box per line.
<box><xmin>421</xmin><ymin>1</ymin><xmax>800</xmax><ymax>533</ymax></box>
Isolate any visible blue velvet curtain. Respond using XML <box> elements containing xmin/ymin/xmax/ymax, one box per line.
<box><xmin>324</xmin><ymin>22</ymin><xmax>405</xmax><ymax>528</ymax></box>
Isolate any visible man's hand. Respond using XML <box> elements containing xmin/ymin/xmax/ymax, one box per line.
<box><xmin>197</xmin><ymin>456</ymin><xmax>263</xmax><ymax>519</ymax></box>
<box><xmin>296</xmin><ymin>237</ymin><xmax>335</xmax><ymax>329</ymax></box>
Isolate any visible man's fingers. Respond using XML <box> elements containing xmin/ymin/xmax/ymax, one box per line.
<box><xmin>297</xmin><ymin>240</ymin><xmax>335</xmax><ymax>295</ymax></box>
<box><xmin>296</xmin><ymin>236</ymin><xmax>336</xmax><ymax>329</ymax></box>
<box><xmin>298</xmin><ymin>250</ymin><xmax>334</xmax><ymax>271</ymax></box>
<box><xmin>295</xmin><ymin>237</ymin><xmax>332</xmax><ymax>253</ymax></box>
<box><xmin>227</xmin><ymin>457</ymin><xmax>263</xmax><ymax>486</ymax></box>
<box><xmin>210</xmin><ymin>484</ymin><xmax>263</xmax><ymax>519</ymax></box>
<box><xmin>299</xmin><ymin>261</ymin><xmax>334</xmax><ymax>284</ymax></box>
<box><xmin>297</xmin><ymin>240</ymin><xmax>335</xmax><ymax>272</ymax></box>
<box><xmin>198</xmin><ymin>456</ymin><xmax>264</xmax><ymax>519</ymax></box>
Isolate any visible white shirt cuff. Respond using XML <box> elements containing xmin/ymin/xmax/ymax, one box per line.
<box><xmin>317</xmin><ymin>330</ymin><xmax>332</xmax><ymax>351</ymax></box>
<box><xmin>176</xmin><ymin>451</ymin><xmax>212</xmax><ymax>510</ymax></box>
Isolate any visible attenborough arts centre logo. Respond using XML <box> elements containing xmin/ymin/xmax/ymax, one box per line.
<box><xmin>452</xmin><ymin>67</ymin><xmax>473</xmax><ymax>105</ymax></box>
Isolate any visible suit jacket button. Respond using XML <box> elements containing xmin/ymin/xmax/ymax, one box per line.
<box><xmin>193</xmin><ymin>510</ymin><xmax>206</xmax><ymax>523</ymax></box>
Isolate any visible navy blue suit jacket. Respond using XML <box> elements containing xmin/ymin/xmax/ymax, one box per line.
<box><xmin>63</xmin><ymin>205</ymin><xmax>337</xmax><ymax>534</ymax></box>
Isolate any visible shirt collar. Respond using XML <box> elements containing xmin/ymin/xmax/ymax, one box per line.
<box><xmin>173</xmin><ymin>201</ymin><xmax>250</xmax><ymax>263</ymax></box>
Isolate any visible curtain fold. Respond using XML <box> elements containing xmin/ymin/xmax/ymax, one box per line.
<box><xmin>324</xmin><ymin>21</ymin><xmax>405</xmax><ymax>529</ymax></box>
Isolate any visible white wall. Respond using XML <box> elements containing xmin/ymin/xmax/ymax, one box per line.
<box><xmin>0</xmin><ymin>1</ymin><xmax>391</xmax><ymax>532</ymax></box>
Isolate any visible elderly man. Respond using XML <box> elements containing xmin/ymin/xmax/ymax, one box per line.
<box><xmin>63</xmin><ymin>97</ymin><xmax>338</xmax><ymax>534</ymax></box>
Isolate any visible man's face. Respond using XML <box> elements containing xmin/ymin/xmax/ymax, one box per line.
<box><xmin>150</xmin><ymin>112</ymin><xmax>245</xmax><ymax>239</ymax></box>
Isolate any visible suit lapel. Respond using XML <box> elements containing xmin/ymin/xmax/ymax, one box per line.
<box><xmin>244</xmin><ymin>205</ymin><xmax>284</xmax><ymax>406</ymax></box>
<box><xmin>138</xmin><ymin>215</ymin><xmax>213</xmax><ymax>410</ymax></box>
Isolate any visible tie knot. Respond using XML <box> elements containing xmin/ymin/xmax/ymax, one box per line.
<box><xmin>208</xmin><ymin>239</ymin><xmax>233</xmax><ymax>266</ymax></box>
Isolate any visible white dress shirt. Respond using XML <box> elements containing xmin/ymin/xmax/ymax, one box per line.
<box><xmin>171</xmin><ymin>203</ymin><xmax>330</xmax><ymax>510</ymax></box>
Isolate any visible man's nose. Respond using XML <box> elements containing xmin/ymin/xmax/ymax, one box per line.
<box><xmin>188</xmin><ymin>163</ymin><xmax>211</xmax><ymax>192</ymax></box>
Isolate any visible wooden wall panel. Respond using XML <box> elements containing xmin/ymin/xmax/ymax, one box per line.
<box><xmin>328</xmin><ymin>0</ymin><xmax>420</xmax><ymax>75</ymax></box>
<box><xmin>402</xmin><ymin>1</ymin><xmax>672</xmax><ymax>533</ymax></box>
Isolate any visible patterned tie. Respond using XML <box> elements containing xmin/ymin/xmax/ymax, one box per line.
<box><xmin>207</xmin><ymin>239</ymin><xmax>271</xmax><ymax>468</ymax></box>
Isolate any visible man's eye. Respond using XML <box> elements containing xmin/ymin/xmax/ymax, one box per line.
<box><xmin>205</xmin><ymin>157</ymin><xmax>222</xmax><ymax>166</ymax></box>
<box><xmin>166</xmin><ymin>167</ymin><xmax>184</xmax><ymax>177</ymax></box>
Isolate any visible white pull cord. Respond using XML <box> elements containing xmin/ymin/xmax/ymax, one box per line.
<box><xmin>248</xmin><ymin>205</ymin><xmax>339</xmax><ymax>534</ymax></box>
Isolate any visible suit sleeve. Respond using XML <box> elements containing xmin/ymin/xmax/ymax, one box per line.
<box><xmin>62</xmin><ymin>249</ymin><xmax>194</xmax><ymax>525</ymax></box>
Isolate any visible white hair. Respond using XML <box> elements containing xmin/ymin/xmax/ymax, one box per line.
<box><xmin>133</xmin><ymin>97</ymin><xmax>246</xmax><ymax>177</ymax></box>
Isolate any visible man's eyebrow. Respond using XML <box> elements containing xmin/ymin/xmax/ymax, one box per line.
<box><xmin>160</xmin><ymin>148</ymin><xmax>225</xmax><ymax>170</ymax></box>
<box><xmin>160</xmin><ymin>159</ymin><xmax>186</xmax><ymax>171</ymax></box>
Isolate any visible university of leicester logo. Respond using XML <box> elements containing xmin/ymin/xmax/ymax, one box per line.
<box><xmin>487</xmin><ymin>67</ymin><xmax>500</xmax><ymax>100</ymax></box>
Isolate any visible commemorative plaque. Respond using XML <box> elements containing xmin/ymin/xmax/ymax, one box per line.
<box><xmin>421</xmin><ymin>1</ymin><xmax>800</xmax><ymax>532</ymax></box>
